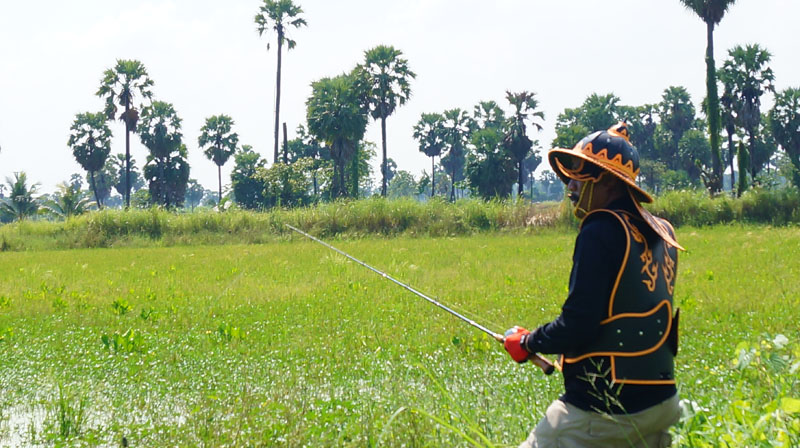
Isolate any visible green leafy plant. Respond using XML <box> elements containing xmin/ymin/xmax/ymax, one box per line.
<box><xmin>140</xmin><ymin>306</ymin><xmax>159</xmax><ymax>321</ymax></box>
<box><xmin>675</xmin><ymin>334</ymin><xmax>800</xmax><ymax>446</ymax></box>
<box><xmin>0</xmin><ymin>326</ymin><xmax>12</xmax><ymax>342</ymax></box>
<box><xmin>111</xmin><ymin>298</ymin><xmax>132</xmax><ymax>315</ymax></box>
<box><xmin>101</xmin><ymin>329</ymin><xmax>144</xmax><ymax>353</ymax></box>
<box><xmin>216</xmin><ymin>323</ymin><xmax>243</xmax><ymax>343</ymax></box>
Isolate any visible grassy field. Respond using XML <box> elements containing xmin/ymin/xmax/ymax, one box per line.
<box><xmin>0</xmin><ymin>225</ymin><xmax>798</xmax><ymax>446</ymax></box>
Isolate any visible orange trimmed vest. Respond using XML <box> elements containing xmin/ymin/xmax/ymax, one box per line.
<box><xmin>561</xmin><ymin>209</ymin><xmax>679</xmax><ymax>385</ymax></box>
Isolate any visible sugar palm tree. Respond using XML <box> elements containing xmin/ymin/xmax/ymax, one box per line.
<box><xmin>679</xmin><ymin>0</ymin><xmax>738</xmax><ymax>193</ymax></box>
<box><xmin>138</xmin><ymin>101</ymin><xmax>186</xmax><ymax>207</ymax></box>
<box><xmin>306</xmin><ymin>74</ymin><xmax>369</xmax><ymax>198</ymax></box>
<box><xmin>198</xmin><ymin>115</ymin><xmax>239</xmax><ymax>207</ymax></box>
<box><xmin>413</xmin><ymin>113</ymin><xmax>446</xmax><ymax>197</ymax></box>
<box><xmin>67</xmin><ymin>112</ymin><xmax>112</xmax><ymax>209</ymax></box>
<box><xmin>255</xmin><ymin>0</ymin><xmax>307</xmax><ymax>163</ymax></box>
<box><xmin>719</xmin><ymin>44</ymin><xmax>775</xmax><ymax>182</ymax></box>
<box><xmin>504</xmin><ymin>91</ymin><xmax>544</xmax><ymax>198</ymax></box>
<box><xmin>769</xmin><ymin>87</ymin><xmax>800</xmax><ymax>189</ymax></box>
<box><xmin>442</xmin><ymin>108</ymin><xmax>471</xmax><ymax>201</ymax></box>
<box><xmin>96</xmin><ymin>59</ymin><xmax>154</xmax><ymax>208</ymax></box>
<box><xmin>360</xmin><ymin>45</ymin><xmax>416</xmax><ymax>196</ymax></box>
<box><xmin>0</xmin><ymin>172</ymin><xmax>40</xmax><ymax>221</ymax></box>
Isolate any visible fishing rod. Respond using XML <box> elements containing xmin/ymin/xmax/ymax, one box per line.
<box><xmin>286</xmin><ymin>224</ymin><xmax>555</xmax><ymax>375</ymax></box>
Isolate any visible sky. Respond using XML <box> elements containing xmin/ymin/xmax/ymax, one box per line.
<box><xmin>1</xmin><ymin>0</ymin><xmax>798</xmax><ymax>195</ymax></box>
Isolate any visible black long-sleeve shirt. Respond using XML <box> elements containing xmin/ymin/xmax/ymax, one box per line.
<box><xmin>523</xmin><ymin>197</ymin><xmax>676</xmax><ymax>414</ymax></box>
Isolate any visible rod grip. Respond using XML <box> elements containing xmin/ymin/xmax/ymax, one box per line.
<box><xmin>529</xmin><ymin>353</ymin><xmax>556</xmax><ymax>375</ymax></box>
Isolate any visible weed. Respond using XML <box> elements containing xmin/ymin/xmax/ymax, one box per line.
<box><xmin>100</xmin><ymin>329</ymin><xmax>144</xmax><ymax>353</ymax></box>
<box><xmin>139</xmin><ymin>306</ymin><xmax>159</xmax><ymax>321</ymax></box>
<box><xmin>50</xmin><ymin>383</ymin><xmax>87</xmax><ymax>439</ymax></box>
<box><xmin>111</xmin><ymin>298</ymin><xmax>132</xmax><ymax>316</ymax></box>
<box><xmin>0</xmin><ymin>327</ymin><xmax>12</xmax><ymax>342</ymax></box>
<box><xmin>215</xmin><ymin>323</ymin><xmax>243</xmax><ymax>343</ymax></box>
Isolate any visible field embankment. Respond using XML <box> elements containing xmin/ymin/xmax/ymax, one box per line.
<box><xmin>1</xmin><ymin>188</ymin><xmax>799</xmax><ymax>252</ymax></box>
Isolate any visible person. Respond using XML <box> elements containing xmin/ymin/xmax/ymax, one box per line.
<box><xmin>503</xmin><ymin>122</ymin><xmax>683</xmax><ymax>448</ymax></box>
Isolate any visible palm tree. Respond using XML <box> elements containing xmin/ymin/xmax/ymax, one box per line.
<box><xmin>679</xmin><ymin>0</ymin><xmax>738</xmax><ymax>193</ymax></box>
<box><xmin>42</xmin><ymin>182</ymin><xmax>92</xmax><ymax>219</ymax></box>
<box><xmin>198</xmin><ymin>115</ymin><xmax>239</xmax><ymax>207</ymax></box>
<box><xmin>769</xmin><ymin>87</ymin><xmax>800</xmax><ymax>189</ymax></box>
<box><xmin>96</xmin><ymin>59</ymin><xmax>154</xmax><ymax>208</ymax></box>
<box><xmin>471</xmin><ymin>100</ymin><xmax>506</xmax><ymax>132</ymax></box>
<box><xmin>306</xmin><ymin>74</ymin><xmax>369</xmax><ymax>198</ymax></box>
<box><xmin>67</xmin><ymin>112</ymin><xmax>112</xmax><ymax>209</ymax></box>
<box><xmin>504</xmin><ymin>91</ymin><xmax>544</xmax><ymax>198</ymax></box>
<box><xmin>360</xmin><ymin>45</ymin><xmax>416</xmax><ymax>196</ymax></box>
<box><xmin>719</xmin><ymin>78</ymin><xmax>740</xmax><ymax>192</ymax></box>
<box><xmin>413</xmin><ymin>113</ymin><xmax>446</xmax><ymax>197</ymax></box>
<box><xmin>720</xmin><ymin>44</ymin><xmax>775</xmax><ymax>182</ymax></box>
<box><xmin>255</xmin><ymin>0</ymin><xmax>307</xmax><ymax>164</ymax></box>
<box><xmin>442</xmin><ymin>108</ymin><xmax>472</xmax><ymax>201</ymax></box>
<box><xmin>0</xmin><ymin>172</ymin><xmax>40</xmax><ymax>221</ymax></box>
<box><xmin>138</xmin><ymin>101</ymin><xmax>186</xmax><ymax>207</ymax></box>
<box><xmin>658</xmin><ymin>86</ymin><xmax>697</xmax><ymax>169</ymax></box>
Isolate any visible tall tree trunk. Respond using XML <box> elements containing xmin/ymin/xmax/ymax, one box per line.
<box><xmin>727</xmin><ymin>130</ymin><xmax>736</xmax><ymax>193</ymax></box>
<box><xmin>789</xmin><ymin>145</ymin><xmax>800</xmax><ymax>189</ymax></box>
<box><xmin>706</xmin><ymin>21</ymin><xmax>723</xmax><ymax>194</ymax></box>
<box><xmin>381</xmin><ymin>115</ymin><xmax>388</xmax><ymax>197</ymax></box>
<box><xmin>159</xmin><ymin>159</ymin><xmax>166</xmax><ymax>207</ymax></box>
<box><xmin>430</xmin><ymin>156</ymin><xmax>435</xmax><ymax>198</ymax></box>
<box><xmin>282</xmin><ymin>122</ymin><xmax>289</xmax><ymax>164</ymax></box>
<box><xmin>339</xmin><ymin>158</ymin><xmax>346</xmax><ymax>198</ymax></box>
<box><xmin>351</xmin><ymin>147</ymin><xmax>359</xmax><ymax>199</ymax></box>
<box><xmin>748</xmin><ymin>128</ymin><xmax>756</xmax><ymax>182</ymax></box>
<box><xmin>124</xmin><ymin>100</ymin><xmax>131</xmax><ymax>209</ymax></box>
<box><xmin>274</xmin><ymin>27</ymin><xmax>284</xmax><ymax>164</ymax></box>
<box><xmin>89</xmin><ymin>171</ymin><xmax>102</xmax><ymax>210</ymax></box>
<box><xmin>218</xmin><ymin>164</ymin><xmax>222</xmax><ymax>210</ymax></box>
<box><xmin>282</xmin><ymin>123</ymin><xmax>290</xmax><ymax>203</ymax></box>
<box><xmin>518</xmin><ymin>159</ymin><xmax>524</xmax><ymax>199</ymax></box>
<box><xmin>737</xmin><ymin>142</ymin><xmax>748</xmax><ymax>196</ymax></box>
<box><xmin>450</xmin><ymin>165</ymin><xmax>456</xmax><ymax>202</ymax></box>
<box><xmin>313</xmin><ymin>172</ymin><xmax>318</xmax><ymax>198</ymax></box>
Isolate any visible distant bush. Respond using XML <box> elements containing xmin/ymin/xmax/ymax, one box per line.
<box><xmin>648</xmin><ymin>187</ymin><xmax>800</xmax><ymax>227</ymax></box>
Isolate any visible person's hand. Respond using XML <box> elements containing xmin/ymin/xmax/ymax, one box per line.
<box><xmin>503</xmin><ymin>326</ymin><xmax>530</xmax><ymax>363</ymax></box>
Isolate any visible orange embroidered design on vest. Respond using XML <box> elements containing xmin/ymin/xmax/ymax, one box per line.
<box><xmin>663</xmin><ymin>249</ymin><xmax>676</xmax><ymax>295</ymax></box>
<box><xmin>623</xmin><ymin>214</ymin><xmax>658</xmax><ymax>292</ymax></box>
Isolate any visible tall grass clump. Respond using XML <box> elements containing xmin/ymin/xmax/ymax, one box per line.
<box><xmin>0</xmin><ymin>199</ymin><xmax>563</xmax><ymax>251</ymax></box>
<box><xmin>1</xmin><ymin>188</ymin><xmax>797</xmax><ymax>251</ymax></box>
<box><xmin>649</xmin><ymin>187</ymin><xmax>799</xmax><ymax>226</ymax></box>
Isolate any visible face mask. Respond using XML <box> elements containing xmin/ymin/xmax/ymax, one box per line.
<box><xmin>572</xmin><ymin>181</ymin><xmax>594</xmax><ymax>220</ymax></box>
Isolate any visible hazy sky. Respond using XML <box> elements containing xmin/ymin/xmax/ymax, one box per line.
<box><xmin>1</xmin><ymin>0</ymin><xmax>798</xmax><ymax>194</ymax></box>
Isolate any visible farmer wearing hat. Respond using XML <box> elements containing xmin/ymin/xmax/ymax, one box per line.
<box><xmin>504</xmin><ymin>123</ymin><xmax>683</xmax><ymax>447</ymax></box>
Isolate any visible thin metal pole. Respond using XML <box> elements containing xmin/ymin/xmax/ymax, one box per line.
<box><xmin>286</xmin><ymin>224</ymin><xmax>503</xmax><ymax>341</ymax></box>
<box><xmin>285</xmin><ymin>224</ymin><xmax>556</xmax><ymax>375</ymax></box>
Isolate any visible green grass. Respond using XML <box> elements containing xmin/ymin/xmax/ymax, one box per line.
<box><xmin>0</xmin><ymin>225</ymin><xmax>798</xmax><ymax>446</ymax></box>
<box><xmin>0</xmin><ymin>198</ymin><xmax>566</xmax><ymax>252</ymax></box>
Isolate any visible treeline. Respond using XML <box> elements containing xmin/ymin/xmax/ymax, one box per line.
<box><xmin>2</xmin><ymin>0</ymin><xmax>800</xmax><ymax>225</ymax></box>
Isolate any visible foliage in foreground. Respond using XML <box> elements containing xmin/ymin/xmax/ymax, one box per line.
<box><xmin>0</xmin><ymin>227</ymin><xmax>797</xmax><ymax>446</ymax></box>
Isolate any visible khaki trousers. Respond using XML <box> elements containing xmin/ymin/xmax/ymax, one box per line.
<box><xmin>519</xmin><ymin>394</ymin><xmax>680</xmax><ymax>448</ymax></box>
